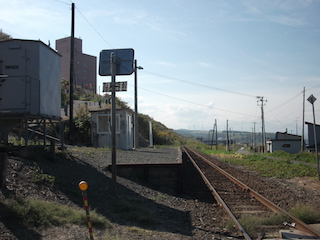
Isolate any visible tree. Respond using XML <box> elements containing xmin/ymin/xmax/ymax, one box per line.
<box><xmin>0</xmin><ymin>30</ymin><xmax>12</xmax><ymax>41</ymax></box>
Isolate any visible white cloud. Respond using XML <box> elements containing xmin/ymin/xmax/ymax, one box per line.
<box><xmin>268</xmin><ymin>14</ymin><xmax>306</xmax><ymax>27</ymax></box>
<box><xmin>242</xmin><ymin>0</ymin><xmax>311</xmax><ymax>27</ymax></box>
<box><xmin>155</xmin><ymin>61</ymin><xmax>175</xmax><ymax>67</ymax></box>
<box><xmin>198</xmin><ymin>62</ymin><xmax>212</xmax><ymax>67</ymax></box>
<box><xmin>114</xmin><ymin>11</ymin><xmax>146</xmax><ymax>25</ymax></box>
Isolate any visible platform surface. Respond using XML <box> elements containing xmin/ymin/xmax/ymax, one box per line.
<box><xmin>109</xmin><ymin>147</ymin><xmax>181</xmax><ymax>164</ymax></box>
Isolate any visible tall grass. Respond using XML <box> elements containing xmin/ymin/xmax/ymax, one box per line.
<box><xmin>233</xmin><ymin>209</ymin><xmax>318</xmax><ymax>238</ymax></box>
<box><xmin>196</xmin><ymin>147</ymin><xmax>318</xmax><ymax>179</ymax></box>
<box><xmin>266</xmin><ymin>150</ymin><xmax>318</xmax><ymax>164</ymax></box>
<box><xmin>220</xmin><ymin>153</ymin><xmax>317</xmax><ymax>178</ymax></box>
<box><xmin>290</xmin><ymin>204</ymin><xmax>320</xmax><ymax>224</ymax></box>
<box><xmin>1</xmin><ymin>198</ymin><xmax>110</xmax><ymax>229</ymax></box>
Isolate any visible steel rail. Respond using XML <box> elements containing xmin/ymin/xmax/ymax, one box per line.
<box><xmin>182</xmin><ymin>146</ymin><xmax>252</xmax><ymax>240</ymax></box>
<box><xmin>184</xmin><ymin>146</ymin><xmax>320</xmax><ymax>238</ymax></box>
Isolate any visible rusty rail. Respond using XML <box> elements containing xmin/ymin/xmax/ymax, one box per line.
<box><xmin>183</xmin><ymin>146</ymin><xmax>320</xmax><ymax>239</ymax></box>
<box><xmin>182</xmin><ymin>146</ymin><xmax>252</xmax><ymax>240</ymax></box>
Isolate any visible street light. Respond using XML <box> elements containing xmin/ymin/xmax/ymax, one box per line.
<box><xmin>307</xmin><ymin>94</ymin><xmax>319</xmax><ymax>180</ymax></box>
<box><xmin>134</xmin><ymin>60</ymin><xmax>143</xmax><ymax>149</ymax></box>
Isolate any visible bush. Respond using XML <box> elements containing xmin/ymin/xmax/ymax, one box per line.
<box><xmin>33</xmin><ymin>162</ymin><xmax>55</xmax><ymax>186</ymax></box>
<box><xmin>290</xmin><ymin>204</ymin><xmax>320</xmax><ymax>224</ymax></box>
<box><xmin>5</xmin><ymin>198</ymin><xmax>111</xmax><ymax>229</ymax></box>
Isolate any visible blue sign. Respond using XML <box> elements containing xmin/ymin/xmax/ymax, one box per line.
<box><xmin>99</xmin><ymin>48</ymin><xmax>134</xmax><ymax>76</ymax></box>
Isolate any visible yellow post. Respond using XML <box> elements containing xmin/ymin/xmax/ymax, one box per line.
<box><xmin>79</xmin><ymin>181</ymin><xmax>94</xmax><ymax>240</ymax></box>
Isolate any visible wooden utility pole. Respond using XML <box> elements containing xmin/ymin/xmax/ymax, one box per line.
<box><xmin>134</xmin><ymin>60</ymin><xmax>138</xmax><ymax>149</ymax></box>
<box><xmin>210</xmin><ymin>121</ymin><xmax>216</xmax><ymax>149</ymax></box>
<box><xmin>215</xmin><ymin>119</ymin><xmax>218</xmax><ymax>150</ymax></box>
<box><xmin>257</xmin><ymin>96</ymin><xmax>266</xmax><ymax>152</ymax></box>
<box><xmin>253</xmin><ymin>122</ymin><xmax>256</xmax><ymax>152</ymax></box>
<box><xmin>69</xmin><ymin>3</ymin><xmax>75</xmax><ymax>144</ymax></box>
<box><xmin>226</xmin><ymin>120</ymin><xmax>229</xmax><ymax>151</ymax></box>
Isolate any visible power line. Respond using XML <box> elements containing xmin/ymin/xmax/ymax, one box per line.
<box><xmin>53</xmin><ymin>0</ymin><xmax>70</xmax><ymax>5</ymax></box>
<box><xmin>306</xmin><ymin>84</ymin><xmax>320</xmax><ymax>92</ymax></box>
<box><xmin>265</xmin><ymin>105</ymin><xmax>286</xmax><ymax>130</ymax></box>
<box><xmin>266</xmin><ymin>91</ymin><xmax>302</xmax><ymax>113</ymax></box>
<box><xmin>59</xmin><ymin>2</ymin><xmax>114</xmax><ymax>49</ymax></box>
<box><xmin>132</xmin><ymin>84</ymin><xmax>257</xmax><ymax>118</ymax></box>
<box><xmin>143</xmin><ymin>70</ymin><xmax>257</xmax><ymax>98</ymax></box>
<box><xmin>267</xmin><ymin>83</ymin><xmax>320</xmax><ymax>114</ymax></box>
<box><xmin>75</xmin><ymin>6</ymin><xmax>114</xmax><ymax>49</ymax></box>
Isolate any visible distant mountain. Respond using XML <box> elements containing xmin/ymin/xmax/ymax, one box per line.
<box><xmin>174</xmin><ymin>129</ymin><xmax>275</xmax><ymax>144</ymax></box>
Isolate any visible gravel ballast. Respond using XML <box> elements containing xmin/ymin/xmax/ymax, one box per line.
<box><xmin>1</xmin><ymin>146</ymin><xmax>320</xmax><ymax>239</ymax></box>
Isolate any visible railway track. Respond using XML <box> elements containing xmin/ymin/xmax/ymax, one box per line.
<box><xmin>182</xmin><ymin>146</ymin><xmax>320</xmax><ymax>240</ymax></box>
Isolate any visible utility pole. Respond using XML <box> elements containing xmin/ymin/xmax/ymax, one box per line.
<box><xmin>133</xmin><ymin>60</ymin><xmax>143</xmax><ymax>149</ymax></box>
<box><xmin>301</xmin><ymin>87</ymin><xmax>305</xmax><ymax>152</ymax></box>
<box><xmin>210</xmin><ymin>122</ymin><xmax>215</xmax><ymax>150</ymax></box>
<box><xmin>226</xmin><ymin>120</ymin><xmax>229</xmax><ymax>151</ymax></box>
<box><xmin>257</xmin><ymin>96</ymin><xmax>266</xmax><ymax>152</ymax></box>
<box><xmin>215</xmin><ymin>119</ymin><xmax>218</xmax><ymax>150</ymax></box>
<box><xmin>253</xmin><ymin>122</ymin><xmax>256</xmax><ymax>152</ymax></box>
<box><xmin>231</xmin><ymin>128</ymin><xmax>234</xmax><ymax>150</ymax></box>
<box><xmin>69</xmin><ymin>3</ymin><xmax>75</xmax><ymax>144</ymax></box>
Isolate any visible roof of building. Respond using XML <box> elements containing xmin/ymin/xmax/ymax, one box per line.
<box><xmin>89</xmin><ymin>107</ymin><xmax>134</xmax><ymax>114</ymax></box>
<box><xmin>305</xmin><ymin>121</ymin><xmax>320</xmax><ymax>127</ymax></box>
<box><xmin>0</xmin><ymin>38</ymin><xmax>61</xmax><ymax>56</ymax></box>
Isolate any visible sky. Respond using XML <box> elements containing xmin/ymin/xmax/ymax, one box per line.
<box><xmin>1</xmin><ymin>0</ymin><xmax>320</xmax><ymax>135</ymax></box>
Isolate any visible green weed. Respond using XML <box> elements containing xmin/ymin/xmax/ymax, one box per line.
<box><xmin>215</xmin><ymin>152</ymin><xmax>317</xmax><ymax>179</ymax></box>
<box><xmin>33</xmin><ymin>162</ymin><xmax>55</xmax><ymax>186</ymax></box>
<box><xmin>3</xmin><ymin>198</ymin><xmax>111</xmax><ymax>229</ymax></box>
<box><xmin>290</xmin><ymin>204</ymin><xmax>320</xmax><ymax>224</ymax></box>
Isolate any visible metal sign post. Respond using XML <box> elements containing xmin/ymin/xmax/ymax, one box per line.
<box><xmin>99</xmin><ymin>49</ymin><xmax>134</xmax><ymax>194</ymax></box>
<box><xmin>110</xmin><ymin>52</ymin><xmax>117</xmax><ymax>194</ymax></box>
<box><xmin>307</xmin><ymin>94</ymin><xmax>319</xmax><ymax>180</ymax></box>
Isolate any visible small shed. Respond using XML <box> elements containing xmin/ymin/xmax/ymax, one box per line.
<box><xmin>266</xmin><ymin>131</ymin><xmax>302</xmax><ymax>154</ymax></box>
<box><xmin>90</xmin><ymin>108</ymin><xmax>133</xmax><ymax>150</ymax></box>
<box><xmin>0</xmin><ymin>39</ymin><xmax>62</xmax><ymax>145</ymax></box>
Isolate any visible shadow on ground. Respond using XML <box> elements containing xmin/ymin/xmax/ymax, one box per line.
<box><xmin>5</xmin><ymin>148</ymin><xmax>195</xmax><ymax>237</ymax></box>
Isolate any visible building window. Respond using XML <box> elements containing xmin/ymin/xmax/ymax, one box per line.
<box><xmin>282</xmin><ymin>143</ymin><xmax>291</xmax><ymax>148</ymax></box>
<box><xmin>98</xmin><ymin>114</ymin><xmax>120</xmax><ymax>133</ymax></box>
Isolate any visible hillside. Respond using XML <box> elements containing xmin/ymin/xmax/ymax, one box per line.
<box><xmin>62</xmin><ymin>86</ymin><xmax>185</xmax><ymax>146</ymax></box>
<box><xmin>174</xmin><ymin>129</ymin><xmax>275</xmax><ymax>144</ymax></box>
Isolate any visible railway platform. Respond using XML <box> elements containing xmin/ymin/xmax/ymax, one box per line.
<box><xmin>106</xmin><ymin>147</ymin><xmax>183</xmax><ymax>192</ymax></box>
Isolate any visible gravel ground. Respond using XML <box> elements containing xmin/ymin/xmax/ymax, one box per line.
<box><xmin>0</xmin><ymin>146</ymin><xmax>320</xmax><ymax>239</ymax></box>
<box><xmin>0</xmin><ymin>146</ymin><xmax>235</xmax><ymax>240</ymax></box>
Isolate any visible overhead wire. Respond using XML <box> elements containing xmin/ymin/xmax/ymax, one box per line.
<box><xmin>61</xmin><ymin>0</ymin><xmax>318</xmax><ymax>130</ymax></box>
<box><xmin>53</xmin><ymin>0</ymin><xmax>70</xmax><ymax>5</ymax></box>
<box><xmin>143</xmin><ymin>70</ymin><xmax>257</xmax><ymax>98</ymax></box>
<box><xmin>265</xmin><ymin>105</ymin><xmax>287</xmax><ymax>130</ymax></box>
<box><xmin>59</xmin><ymin>1</ymin><xmax>114</xmax><ymax>48</ymax></box>
<box><xmin>74</xmin><ymin>6</ymin><xmax>114</xmax><ymax>49</ymax></box>
<box><xmin>266</xmin><ymin>91</ymin><xmax>302</xmax><ymax>113</ymax></box>
<box><xmin>306</xmin><ymin>84</ymin><xmax>320</xmax><ymax>92</ymax></box>
<box><xmin>127</xmin><ymin>83</ymin><xmax>257</xmax><ymax>118</ymax></box>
